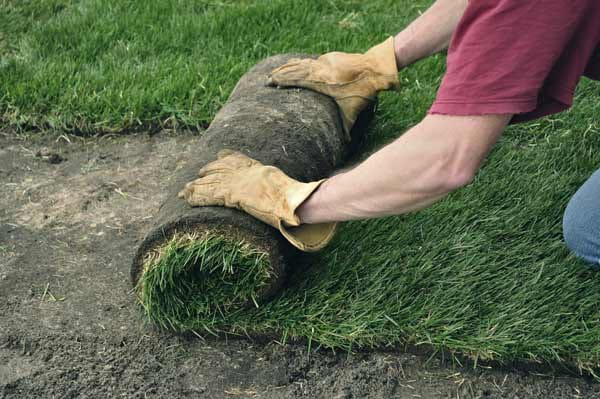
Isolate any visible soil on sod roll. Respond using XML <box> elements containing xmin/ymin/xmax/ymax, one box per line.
<box><xmin>131</xmin><ymin>54</ymin><xmax>373</xmax><ymax>332</ymax></box>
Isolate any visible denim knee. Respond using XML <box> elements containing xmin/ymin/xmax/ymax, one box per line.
<box><xmin>562</xmin><ymin>169</ymin><xmax>600</xmax><ymax>269</ymax></box>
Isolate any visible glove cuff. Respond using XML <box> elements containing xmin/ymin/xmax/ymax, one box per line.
<box><xmin>282</xmin><ymin>179</ymin><xmax>326</xmax><ymax>226</ymax></box>
<box><xmin>278</xmin><ymin>179</ymin><xmax>338</xmax><ymax>252</ymax></box>
<box><xmin>365</xmin><ymin>36</ymin><xmax>401</xmax><ymax>91</ymax></box>
<box><xmin>279</xmin><ymin>220</ymin><xmax>338</xmax><ymax>252</ymax></box>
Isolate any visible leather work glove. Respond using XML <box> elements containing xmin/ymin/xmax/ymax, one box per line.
<box><xmin>178</xmin><ymin>150</ymin><xmax>337</xmax><ymax>252</ymax></box>
<box><xmin>267</xmin><ymin>37</ymin><xmax>400</xmax><ymax>136</ymax></box>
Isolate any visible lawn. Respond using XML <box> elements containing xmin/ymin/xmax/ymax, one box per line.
<box><xmin>3</xmin><ymin>0</ymin><xmax>600</xmax><ymax>374</ymax></box>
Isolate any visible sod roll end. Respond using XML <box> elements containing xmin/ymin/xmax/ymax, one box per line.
<box><xmin>131</xmin><ymin>54</ymin><xmax>373</xmax><ymax>332</ymax></box>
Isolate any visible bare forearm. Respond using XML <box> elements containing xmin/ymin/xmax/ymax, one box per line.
<box><xmin>394</xmin><ymin>0</ymin><xmax>468</xmax><ymax>69</ymax></box>
<box><xmin>297</xmin><ymin>114</ymin><xmax>510</xmax><ymax>224</ymax></box>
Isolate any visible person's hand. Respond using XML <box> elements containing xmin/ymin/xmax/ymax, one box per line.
<box><xmin>178</xmin><ymin>150</ymin><xmax>338</xmax><ymax>252</ymax></box>
<box><xmin>268</xmin><ymin>37</ymin><xmax>400</xmax><ymax>136</ymax></box>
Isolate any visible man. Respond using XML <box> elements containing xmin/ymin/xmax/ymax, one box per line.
<box><xmin>179</xmin><ymin>0</ymin><xmax>600</xmax><ymax>267</ymax></box>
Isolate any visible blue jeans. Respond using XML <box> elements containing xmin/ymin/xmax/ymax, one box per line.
<box><xmin>563</xmin><ymin>169</ymin><xmax>600</xmax><ymax>268</ymax></box>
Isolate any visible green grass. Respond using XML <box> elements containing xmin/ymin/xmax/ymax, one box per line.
<box><xmin>137</xmin><ymin>233</ymin><xmax>272</xmax><ymax>332</ymax></box>
<box><xmin>3</xmin><ymin>0</ymin><xmax>600</xmax><ymax>374</ymax></box>
<box><xmin>1</xmin><ymin>0</ymin><xmax>428</xmax><ymax>133</ymax></box>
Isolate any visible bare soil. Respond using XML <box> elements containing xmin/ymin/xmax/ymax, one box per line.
<box><xmin>1</xmin><ymin>131</ymin><xmax>599</xmax><ymax>398</ymax></box>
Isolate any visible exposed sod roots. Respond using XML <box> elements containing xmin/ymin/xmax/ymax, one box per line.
<box><xmin>135</xmin><ymin>233</ymin><xmax>272</xmax><ymax>332</ymax></box>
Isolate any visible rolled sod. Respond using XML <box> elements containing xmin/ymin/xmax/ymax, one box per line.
<box><xmin>131</xmin><ymin>55</ymin><xmax>372</xmax><ymax>332</ymax></box>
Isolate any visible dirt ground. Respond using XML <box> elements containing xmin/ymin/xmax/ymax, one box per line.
<box><xmin>1</xmin><ymin>130</ymin><xmax>599</xmax><ymax>398</ymax></box>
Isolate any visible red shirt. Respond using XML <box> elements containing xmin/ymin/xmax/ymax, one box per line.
<box><xmin>429</xmin><ymin>0</ymin><xmax>600</xmax><ymax>123</ymax></box>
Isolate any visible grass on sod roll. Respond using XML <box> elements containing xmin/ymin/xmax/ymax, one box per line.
<box><xmin>4</xmin><ymin>0</ymin><xmax>600</xmax><ymax>374</ymax></box>
<box><xmin>137</xmin><ymin>233</ymin><xmax>272</xmax><ymax>332</ymax></box>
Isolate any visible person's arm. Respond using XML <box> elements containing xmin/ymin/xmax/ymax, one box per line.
<box><xmin>394</xmin><ymin>0</ymin><xmax>469</xmax><ymax>69</ymax></box>
<box><xmin>296</xmin><ymin>114</ymin><xmax>511</xmax><ymax>224</ymax></box>
<box><xmin>268</xmin><ymin>0</ymin><xmax>470</xmax><ymax>135</ymax></box>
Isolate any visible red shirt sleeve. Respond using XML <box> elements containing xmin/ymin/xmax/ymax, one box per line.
<box><xmin>429</xmin><ymin>0</ymin><xmax>600</xmax><ymax>124</ymax></box>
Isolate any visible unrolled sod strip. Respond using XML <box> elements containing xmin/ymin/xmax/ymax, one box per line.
<box><xmin>131</xmin><ymin>54</ymin><xmax>373</xmax><ymax>332</ymax></box>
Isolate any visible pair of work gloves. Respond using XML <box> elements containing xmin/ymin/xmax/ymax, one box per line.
<box><xmin>178</xmin><ymin>37</ymin><xmax>400</xmax><ymax>252</ymax></box>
